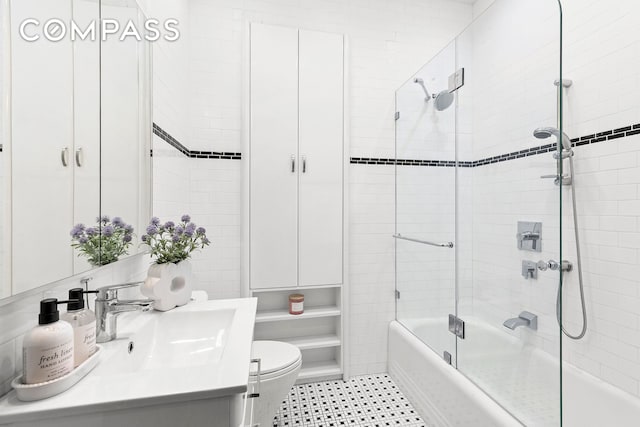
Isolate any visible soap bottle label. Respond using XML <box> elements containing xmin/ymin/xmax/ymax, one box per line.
<box><xmin>73</xmin><ymin>322</ymin><xmax>96</xmax><ymax>366</ymax></box>
<box><xmin>24</xmin><ymin>339</ymin><xmax>74</xmax><ymax>384</ymax></box>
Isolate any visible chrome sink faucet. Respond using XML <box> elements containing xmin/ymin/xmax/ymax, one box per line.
<box><xmin>95</xmin><ymin>282</ymin><xmax>153</xmax><ymax>343</ymax></box>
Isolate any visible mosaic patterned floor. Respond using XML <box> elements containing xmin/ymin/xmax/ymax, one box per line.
<box><xmin>272</xmin><ymin>374</ymin><xmax>426</xmax><ymax>427</ymax></box>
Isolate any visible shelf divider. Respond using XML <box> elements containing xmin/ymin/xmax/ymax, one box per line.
<box><xmin>255</xmin><ymin>306</ymin><xmax>341</xmax><ymax>323</ymax></box>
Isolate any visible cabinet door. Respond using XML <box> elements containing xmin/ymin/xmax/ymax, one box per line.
<box><xmin>72</xmin><ymin>0</ymin><xmax>100</xmax><ymax>274</ymax></box>
<box><xmin>10</xmin><ymin>0</ymin><xmax>74</xmax><ymax>293</ymax></box>
<box><xmin>298</xmin><ymin>30</ymin><xmax>344</xmax><ymax>286</ymax></box>
<box><xmin>250</xmin><ymin>24</ymin><xmax>299</xmax><ymax>289</ymax></box>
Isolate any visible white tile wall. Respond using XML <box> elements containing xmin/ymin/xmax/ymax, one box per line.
<box><xmin>349</xmin><ymin>164</ymin><xmax>396</xmax><ymax>376</ymax></box>
<box><xmin>187</xmin><ymin>158</ymin><xmax>241</xmax><ymax>300</ymax></box>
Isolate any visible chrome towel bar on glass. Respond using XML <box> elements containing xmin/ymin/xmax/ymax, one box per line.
<box><xmin>392</xmin><ymin>234</ymin><xmax>454</xmax><ymax>248</ymax></box>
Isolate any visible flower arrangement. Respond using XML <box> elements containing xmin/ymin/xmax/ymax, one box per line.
<box><xmin>70</xmin><ymin>216</ymin><xmax>134</xmax><ymax>266</ymax></box>
<box><xmin>141</xmin><ymin>214</ymin><xmax>210</xmax><ymax>265</ymax></box>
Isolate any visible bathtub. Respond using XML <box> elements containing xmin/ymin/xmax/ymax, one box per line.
<box><xmin>388</xmin><ymin>319</ymin><xmax>640</xmax><ymax>427</ymax></box>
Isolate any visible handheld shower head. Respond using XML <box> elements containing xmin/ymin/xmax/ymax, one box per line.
<box><xmin>533</xmin><ymin>127</ymin><xmax>572</xmax><ymax>150</ymax></box>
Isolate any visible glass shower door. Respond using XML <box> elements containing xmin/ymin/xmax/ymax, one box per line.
<box><xmin>394</xmin><ymin>41</ymin><xmax>457</xmax><ymax>365</ymax></box>
<box><xmin>454</xmin><ymin>1</ymin><xmax>563</xmax><ymax>426</ymax></box>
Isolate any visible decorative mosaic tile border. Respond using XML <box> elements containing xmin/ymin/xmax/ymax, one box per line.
<box><xmin>153</xmin><ymin>123</ymin><xmax>241</xmax><ymax>160</ymax></box>
<box><xmin>571</xmin><ymin>124</ymin><xmax>640</xmax><ymax>146</ymax></box>
<box><xmin>352</xmin><ymin>123</ymin><xmax>640</xmax><ymax>168</ymax></box>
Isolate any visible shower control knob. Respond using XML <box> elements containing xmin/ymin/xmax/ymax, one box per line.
<box><xmin>538</xmin><ymin>260</ymin><xmax>573</xmax><ymax>272</ymax></box>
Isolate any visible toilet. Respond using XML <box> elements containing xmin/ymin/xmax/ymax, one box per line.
<box><xmin>248</xmin><ymin>340</ymin><xmax>302</xmax><ymax>427</ymax></box>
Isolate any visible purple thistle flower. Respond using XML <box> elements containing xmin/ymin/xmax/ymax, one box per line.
<box><xmin>184</xmin><ymin>229</ymin><xmax>194</xmax><ymax>237</ymax></box>
<box><xmin>124</xmin><ymin>224</ymin><xmax>134</xmax><ymax>234</ymax></box>
<box><xmin>103</xmin><ymin>225</ymin><xmax>115</xmax><ymax>237</ymax></box>
<box><xmin>70</xmin><ymin>224</ymin><xmax>85</xmax><ymax>238</ymax></box>
<box><xmin>164</xmin><ymin>221</ymin><xmax>175</xmax><ymax>229</ymax></box>
<box><xmin>86</xmin><ymin>227</ymin><xmax>97</xmax><ymax>236</ymax></box>
<box><xmin>175</xmin><ymin>226</ymin><xmax>184</xmax><ymax>235</ymax></box>
<box><xmin>112</xmin><ymin>217</ymin><xmax>123</xmax><ymax>226</ymax></box>
<box><xmin>196</xmin><ymin>227</ymin><xmax>206</xmax><ymax>235</ymax></box>
<box><xmin>79</xmin><ymin>237</ymin><xmax>89</xmax><ymax>244</ymax></box>
<box><xmin>185</xmin><ymin>223</ymin><xmax>196</xmax><ymax>232</ymax></box>
<box><xmin>181</xmin><ymin>214</ymin><xmax>191</xmax><ymax>223</ymax></box>
<box><xmin>99</xmin><ymin>215</ymin><xmax>110</xmax><ymax>223</ymax></box>
<box><xmin>146</xmin><ymin>225</ymin><xmax>158</xmax><ymax>236</ymax></box>
<box><xmin>141</xmin><ymin>235</ymin><xmax>148</xmax><ymax>243</ymax></box>
<box><xmin>172</xmin><ymin>234</ymin><xmax>181</xmax><ymax>243</ymax></box>
<box><xmin>123</xmin><ymin>234</ymin><xmax>132</xmax><ymax>243</ymax></box>
<box><xmin>151</xmin><ymin>217</ymin><xmax>161</xmax><ymax>226</ymax></box>
<box><xmin>202</xmin><ymin>237</ymin><xmax>211</xmax><ymax>245</ymax></box>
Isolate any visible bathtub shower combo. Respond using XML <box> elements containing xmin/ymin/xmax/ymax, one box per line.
<box><xmin>388</xmin><ymin>0</ymin><xmax>640</xmax><ymax>426</ymax></box>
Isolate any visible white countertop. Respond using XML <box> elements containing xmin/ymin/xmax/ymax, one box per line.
<box><xmin>0</xmin><ymin>297</ymin><xmax>257</xmax><ymax>425</ymax></box>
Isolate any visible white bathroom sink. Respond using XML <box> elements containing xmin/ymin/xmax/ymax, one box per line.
<box><xmin>0</xmin><ymin>297</ymin><xmax>257</xmax><ymax>425</ymax></box>
<box><xmin>102</xmin><ymin>307</ymin><xmax>236</xmax><ymax>373</ymax></box>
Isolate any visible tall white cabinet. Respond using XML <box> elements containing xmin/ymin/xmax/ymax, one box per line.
<box><xmin>245</xmin><ymin>23</ymin><xmax>347</xmax><ymax>383</ymax></box>
<box><xmin>10</xmin><ymin>0</ymin><xmax>100</xmax><ymax>293</ymax></box>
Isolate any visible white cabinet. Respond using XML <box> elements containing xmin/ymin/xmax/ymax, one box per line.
<box><xmin>249</xmin><ymin>23</ymin><xmax>299</xmax><ymax>290</ymax></box>
<box><xmin>10</xmin><ymin>0</ymin><xmax>100</xmax><ymax>293</ymax></box>
<box><xmin>249</xmin><ymin>23</ymin><xmax>344</xmax><ymax>290</ymax></box>
<box><xmin>298</xmin><ymin>30</ymin><xmax>344</xmax><ymax>287</ymax></box>
<box><xmin>245</xmin><ymin>23</ymin><xmax>347</xmax><ymax>383</ymax></box>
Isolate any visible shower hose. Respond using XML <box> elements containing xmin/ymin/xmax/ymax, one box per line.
<box><xmin>557</xmin><ymin>154</ymin><xmax>587</xmax><ymax>340</ymax></box>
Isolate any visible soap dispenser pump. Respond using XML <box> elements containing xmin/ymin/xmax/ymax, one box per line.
<box><xmin>23</xmin><ymin>299</ymin><xmax>75</xmax><ymax>384</ymax></box>
<box><xmin>61</xmin><ymin>288</ymin><xmax>97</xmax><ymax>367</ymax></box>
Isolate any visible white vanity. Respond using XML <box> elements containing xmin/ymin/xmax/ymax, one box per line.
<box><xmin>0</xmin><ymin>298</ymin><xmax>257</xmax><ymax>427</ymax></box>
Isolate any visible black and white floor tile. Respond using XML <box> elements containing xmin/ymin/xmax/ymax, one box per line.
<box><xmin>272</xmin><ymin>374</ymin><xmax>426</xmax><ymax>427</ymax></box>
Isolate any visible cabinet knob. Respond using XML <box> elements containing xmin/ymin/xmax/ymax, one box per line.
<box><xmin>302</xmin><ymin>156</ymin><xmax>307</xmax><ymax>173</ymax></box>
<box><xmin>291</xmin><ymin>155</ymin><xmax>295</xmax><ymax>173</ymax></box>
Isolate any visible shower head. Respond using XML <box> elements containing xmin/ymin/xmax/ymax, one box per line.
<box><xmin>434</xmin><ymin>90</ymin><xmax>454</xmax><ymax>111</ymax></box>
<box><xmin>413</xmin><ymin>77</ymin><xmax>431</xmax><ymax>101</ymax></box>
<box><xmin>533</xmin><ymin>127</ymin><xmax>572</xmax><ymax>150</ymax></box>
<box><xmin>413</xmin><ymin>77</ymin><xmax>454</xmax><ymax>111</ymax></box>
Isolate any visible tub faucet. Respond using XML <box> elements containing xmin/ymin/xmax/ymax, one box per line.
<box><xmin>503</xmin><ymin>311</ymin><xmax>538</xmax><ymax>331</ymax></box>
<box><xmin>95</xmin><ymin>282</ymin><xmax>153</xmax><ymax>343</ymax></box>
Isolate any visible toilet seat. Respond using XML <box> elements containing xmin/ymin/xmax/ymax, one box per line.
<box><xmin>250</xmin><ymin>341</ymin><xmax>302</xmax><ymax>379</ymax></box>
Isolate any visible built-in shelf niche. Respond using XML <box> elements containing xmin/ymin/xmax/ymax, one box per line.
<box><xmin>251</xmin><ymin>286</ymin><xmax>343</xmax><ymax>383</ymax></box>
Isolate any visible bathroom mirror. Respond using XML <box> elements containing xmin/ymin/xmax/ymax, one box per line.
<box><xmin>0</xmin><ymin>0</ymin><xmax>152</xmax><ymax>300</ymax></box>
<box><xmin>99</xmin><ymin>0</ymin><xmax>152</xmax><ymax>265</ymax></box>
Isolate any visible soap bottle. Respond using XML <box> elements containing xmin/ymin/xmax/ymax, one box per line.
<box><xmin>61</xmin><ymin>288</ymin><xmax>96</xmax><ymax>367</ymax></box>
<box><xmin>23</xmin><ymin>299</ymin><xmax>75</xmax><ymax>384</ymax></box>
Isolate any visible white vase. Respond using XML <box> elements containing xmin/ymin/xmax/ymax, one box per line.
<box><xmin>141</xmin><ymin>260</ymin><xmax>193</xmax><ymax>311</ymax></box>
